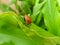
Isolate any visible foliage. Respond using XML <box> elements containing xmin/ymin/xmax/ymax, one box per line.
<box><xmin>0</xmin><ymin>0</ymin><xmax>60</xmax><ymax>45</ymax></box>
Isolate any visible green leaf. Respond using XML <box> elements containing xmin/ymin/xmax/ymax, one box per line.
<box><xmin>44</xmin><ymin>38</ymin><xmax>56</xmax><ymax>45</ymax></box>
<box><xmin>0</xmin><ymin>41</ymin><xmax>15</xmax><ymax>45</ymax></box>
<box><xmin>57</xmin><ymin>0</ymin><xmax>60</xmax><ymax>12</ymax></box>
<box><xmin>35</xmin><ymin>11</ymin><xmax>42</xmax><ymax>25</ymax></box>
<box><xmin>0</xmin><ymin>33</ymin><xmax>37</xmax><ymax>45</ymax></box>
<box><xmin>0</xmin><ymin>12</ymin><xmax>37</xmax><ymax>45</ymax></box>
<box><xmin>57</xmin><ymin>0</ymin><xmax>60</xmax><ymax>6</ymax></box>
<box><xmin>30</xmin><ymin>24</ymin><xmax>60</xmax><ymax>45</ymax></box>
<box><xmin>30</xmin><ymin>23</ymin><xmax>55</xmax><ymax>38</ymax></box>
<box><xmin>42</xmin><ymin>0</ymin><xmax>59</xmax><ymax>35</ymax></box>
<box><xmin>31</xmin><ymin>1</ymin><xmax>46</xmax><ymax>22</ymax></box>
<box><xmin>35</xmin><ymin>0</ymin><xmax>39</xmax><ymax>4</ymax></box>
<box><xmin>0</xmin><ymin>12</ymin><xmax>25</xmax><ymax>38</ymax></box>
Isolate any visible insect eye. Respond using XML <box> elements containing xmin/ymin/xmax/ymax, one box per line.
<box><xmin>24</xmin><ymin>15</ymin><xmax>32</xmax><ymax>24</ymax></box>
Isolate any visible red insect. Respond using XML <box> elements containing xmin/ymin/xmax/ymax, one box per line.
<box><xmin>24</xmin><ymin>15</ymin><xmax>32</xmax><ymax>24</ymax></box>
